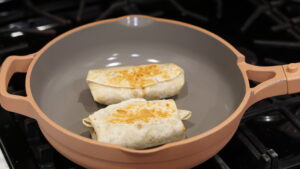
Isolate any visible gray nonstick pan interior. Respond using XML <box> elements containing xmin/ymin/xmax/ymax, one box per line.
<box><xmin>30</xmin><ymin>17</ymin><xmax>245</xmax><ymax>138</ymax></box>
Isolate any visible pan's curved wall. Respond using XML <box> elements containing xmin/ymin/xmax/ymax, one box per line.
<box><xmin>30</xmin><ymin>16</ymin><xmax>245</xmax><ymax>138</ymax></box>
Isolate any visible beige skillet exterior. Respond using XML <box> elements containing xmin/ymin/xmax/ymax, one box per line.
<box><xmin>0</xmin><ymin>15</ymin><xmax>298</xmax><ymax>169</ymax></box>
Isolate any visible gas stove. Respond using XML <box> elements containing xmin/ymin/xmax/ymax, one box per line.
<box><xmin>1</xmin><ymin>0</ymin><xmax>300</xmax><ymax>169</ymax></box>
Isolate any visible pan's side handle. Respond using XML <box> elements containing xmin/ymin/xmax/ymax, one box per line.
<box><xmin>238</xmin><ymin>62</ymin><xmax>288</xmax><ymax>105</ymax></box>
<box><xmin>282</xmin><ymin>63</ymin><xmax>300</xmax><ymax>94</ymax></box>
<box><xmin>0</xmin><ymin>54</ymin><xmax>36</xmax><ymax>119</ymax></box>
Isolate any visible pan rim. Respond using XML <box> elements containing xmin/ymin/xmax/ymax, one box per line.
<box><xmin>27</xmin><ymin>15</ymin><xmax>250</xmax><ymax>155</ymax></box>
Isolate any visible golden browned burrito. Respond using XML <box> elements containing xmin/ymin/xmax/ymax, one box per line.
<box><xmin>82</xmin><ymin>98</ymin><xmax>191</xmax><ymax>149</ymax></box>
<box><xmin>86</xmin><ymin>63</ymin><xmax>184</xmax><ymax>105</ymax></box>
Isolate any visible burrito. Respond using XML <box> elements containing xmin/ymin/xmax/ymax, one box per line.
<box><xmin>82</xmin><ymin>98</ymin><xmax>191</xmax><ymax>149</ymax></box>
<box><xmin>86</xmin><ymin>63</ymin><xmax>184</xmax><ymax>105</ymax></box>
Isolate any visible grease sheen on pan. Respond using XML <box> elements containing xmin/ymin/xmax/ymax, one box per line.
<box><xmin>86</xmin><ymin>63</ymin><xmax>184</xmax><ymax>105</ymax></box>
<box><xmin>83</xmin><ymin>98</ymin><xmax>191</xmax><ymax>149</ymax></box>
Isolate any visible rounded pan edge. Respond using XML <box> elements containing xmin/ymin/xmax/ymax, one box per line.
<box><xmin>25</xmin><ymin>15</ymin><xmax>250</xmax><ymax>159</ymax></box>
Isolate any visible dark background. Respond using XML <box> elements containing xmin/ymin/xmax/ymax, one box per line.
<box><xmin>1</xmin><ymin>0</ymin><xmax>300</xmax><ymax>169</ymax></box>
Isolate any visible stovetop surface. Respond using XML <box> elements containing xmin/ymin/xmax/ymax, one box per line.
<box><xmin>1</xmin><ymin>0</ymin><xmax>300</xmax><ymax>169</ymax></box>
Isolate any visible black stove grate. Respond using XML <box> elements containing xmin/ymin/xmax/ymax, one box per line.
<box><xmin>1</xmin><ymin>0</ymin><xmax>300</xmax><ymax>169</ymax></box>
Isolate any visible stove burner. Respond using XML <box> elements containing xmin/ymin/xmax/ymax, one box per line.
<box><xmin>254</xmin><ymin>111</ymin><xmax>284</xmax><ymax>122</ymax></box>
<box><xmin>279</xmin><ymin>122</ymin><xmax>300</xmax><ymax>140</ymax></box>
<box><xmin>2</xmin><ymin>0</ymin><xmax>300</xmax><ymax>169</ymax></box>
<box><xmin>278</xmin><ymin>106</ymin><xmax>300</xmax><ymax>140</ymax></box>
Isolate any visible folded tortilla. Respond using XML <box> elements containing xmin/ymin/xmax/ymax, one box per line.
<box><xmin>82</xmin><ymin>98</ymin><xmax>191</xmax><ymax>149</ymax></box>
<box><xmin>86</xmin><ymin>63</ymin><xmax>184</xmax><ymax>105</ymax></box>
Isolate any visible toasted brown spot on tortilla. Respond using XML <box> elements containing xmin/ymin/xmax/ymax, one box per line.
<box><xmin>105</xmin><ymin>64</ymin><xmax>178</xmax><ymax>88</ymax></box>
<box><xmin>132</xmin><ymin>90</ymin><xmax>139</xmax><ymax>97</ymax></box>
<box><xmin>162</xmin><ymin>73</ymin><xmax>170</xmax><ymax>79</ymax></box>
<box><xmin>108</xmin><ymin>102</ymin><xmax>172</xmax><ymax>124</ymax></box>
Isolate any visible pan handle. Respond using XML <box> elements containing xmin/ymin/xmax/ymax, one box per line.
<box><xmin>238</xmin><ymin>62</ymin><xmax>288</xmax><ymax>105</ymax></box>
<box><xmin>282</xmin><ymin>63</ymin><xmax>300</xmax><ymax>94</ymax></box>
<box><xmin>0</xmin><ymin>54</ymin><xmax>36</xmax><ymax>119</ymax></box>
